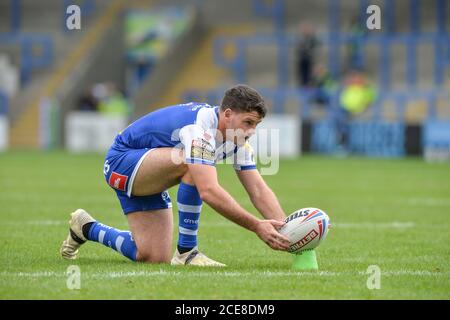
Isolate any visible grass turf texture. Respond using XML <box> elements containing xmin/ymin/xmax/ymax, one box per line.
<box><xmin>0</xmin><ymin>151</ymin><xmax>449</xmax><ymax>299</ymax></box>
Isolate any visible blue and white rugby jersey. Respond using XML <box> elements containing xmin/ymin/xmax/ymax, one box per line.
<box><xmin>113</xmin><ymin>102</ymin><xmax>256</xmax><ymax>171</ymax></box>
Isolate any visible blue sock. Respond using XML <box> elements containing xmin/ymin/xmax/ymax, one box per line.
<box><xmin>87</xmin><ymin>222</ymin><xmax>137</xmax><ymax>261</ymax></box>
<box><xmin>177</xmin><ymin>182</ymin><xmax>202</xmax><ymax>252</ymax></box>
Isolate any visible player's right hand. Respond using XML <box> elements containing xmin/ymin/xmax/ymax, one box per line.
<box><xmin>254</xmin><ymin>220</ymin><xmax>290</xmax><ymax>251</ymax></box>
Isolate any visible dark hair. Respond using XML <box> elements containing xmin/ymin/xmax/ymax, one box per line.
<box><xmin>220</xmin><ymin>84</ymin><xmax>267</xmax><ymax>118</ymax></box>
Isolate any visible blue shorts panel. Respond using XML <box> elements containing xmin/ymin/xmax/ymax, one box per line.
<box><xmin>104</xmin><ymin>147</ymin><xmax>172</xmax><ymax>214</ymax></box>
<box><xmin>116</xmin><ymin>190</ymin><xmax>172</xmax><ymax>214</ymax></box>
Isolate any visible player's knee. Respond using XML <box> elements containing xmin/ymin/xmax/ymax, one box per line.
<box><xmin>171</xmin><ymin>149</ymin><xmax>188</xmax><ymax>177</ymax></box>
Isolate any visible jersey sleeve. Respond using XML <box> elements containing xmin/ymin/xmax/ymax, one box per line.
<box><xmin>179</xmin><ymin>124</ymin><xmax>216</xmax><ymax>166</ymax></box>
<box><xmin>233</xmin><ymin>141</ymin><xmax>257</xmax><ymax>171</ymax></box>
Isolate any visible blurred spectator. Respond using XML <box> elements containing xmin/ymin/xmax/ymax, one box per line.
<box><xmin>340</xmin><ymin>69</ymin><xmax>376</xmax><ymax>114</ymax></box>
<box><xmin>76</xmin><ymin>82</ymin><xmax>131</xmax><ymax>116</ymax></box>
<box><xmin>295</xmin><ymin>22</ymin><xmax>320</xmax><ymax>87</ymax></box>
<box><xmin>346</xmin><ymin>17</ymin><xmax>367</xmax><ymax>71</ymax></box>
<box><xmin>77</xmin><ymin>89</ymin><xmax>99</xmax><ymax>111</ymax></box>
<box><xmin>335</xmin><ymin>69</ymin><xmax>377</xmax><ymax>153</ymax></box>
<box><xmin>97</xmin><ymin>83</ymin><xmax>131</xmax><ymax>116</ymax></box>
<box><xmin>311</xmin><ymin>63</ymin><xmax>338</xmax><ymax>106</ymax></box>
<box><xmin>0</xmin><ymin>54</ymin><xmax>19</xmax><ymax>98</ymax></box>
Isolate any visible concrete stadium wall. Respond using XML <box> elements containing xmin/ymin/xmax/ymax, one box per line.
<box><xmin>0</xmin><ymin>116</ymin><xmax>8</xmax><ymax>150</ymax></box>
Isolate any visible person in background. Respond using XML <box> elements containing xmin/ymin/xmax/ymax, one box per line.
<box><xmin>311</xmin><ymin>64</ymin><xmax>338</xmax><ymax>106</ymax></box>
<box><xmin>97</xmin><ymin>83</ymin><xmax>132</xmax><ymax>116</ymax></box>
<box><xmin>76</xmin><ymin>82</ymin><xmax>131</xmax><ymax>116</ymax></box>
<box><xmin>77</xmin><ymin>88</ymin><xmax>99</xmax><ymax>112</ymax></box>
<box><xmin>295</xmin><ymin>22</ymin><xmax>320</xmax><ymax>88</ymax></box>
<box><xmin>335</xmin><ymin>69</ymin><xmax>377</xmax><ymax>153</ymax></box>
<box><xmin>346</xmin><ymin>17</ymin><xmax>367</xmax><ymax>71</ymax></box>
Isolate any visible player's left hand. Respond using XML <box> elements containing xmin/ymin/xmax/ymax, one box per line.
<box><xmin>254</xmin><ymin>219</ymin><xmax>290</xmax><ymax>251</ymax></box>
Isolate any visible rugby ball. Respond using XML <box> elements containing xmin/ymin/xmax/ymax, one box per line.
<box><xmin>280</xmin><ymin>207</ymin><xmax>330</xmax><ymax>254</ymax></box>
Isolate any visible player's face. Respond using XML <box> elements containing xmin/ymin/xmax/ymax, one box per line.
<box><xmin>223</xmin><ymin>109</ymin><xmax>262</xmax><ymax>146</ymax></box>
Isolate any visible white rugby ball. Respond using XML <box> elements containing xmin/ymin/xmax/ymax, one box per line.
<box><xmin>280</xmin><ymin>207</ymin><xmax>330</xmax><ymax>254</ymax></box>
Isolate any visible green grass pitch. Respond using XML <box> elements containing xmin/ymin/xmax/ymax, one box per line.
<box><xmin>0</xmin><ymin>151</ymin><xmax>449</xmax><ymax>299</ymax></box>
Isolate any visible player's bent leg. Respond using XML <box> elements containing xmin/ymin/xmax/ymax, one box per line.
<box><xmin>127</xmin><ymin>208</ymin><xmax>173</xmax><ymax>263</ymax></box>
<box><xmin>131</xmin><ymin>148</ymin><xmax>187</xmax><ymax>196</ymax></box>
<box><xmin>62</xmin><ymin>148</ymin><xmax>183</xmax><ymax>262</ymax></box>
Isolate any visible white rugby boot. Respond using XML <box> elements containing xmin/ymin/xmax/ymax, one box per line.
<box><xmin>171</xmin><ymin>247</ymin><xmax>226</xmax><ymax>267</ymax></box>
<box><xmin>60</xmin><ymin>209</ymin><xmax>96</xmax><ymax>260</ymax></box>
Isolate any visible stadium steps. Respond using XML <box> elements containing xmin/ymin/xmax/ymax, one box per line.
<box><xmin>8</xmin><ymin>0</ymin><xmax>122</xmax><ymax>148</ymax></box>
<box><xmin>154</xmin><ymin>24</ymin><xmax>259</xmax><ymax>109</ymax></box>
<box><xmin>195</xmin><ymin>0</ymin><xmax>448</xmax><ymax>91</ymax></box>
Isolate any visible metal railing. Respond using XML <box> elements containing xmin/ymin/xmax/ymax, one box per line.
<box><xmin>182</xmin><ymin>87</ymin><xmax>450</xmax><ymax>121</ymax></box>
<box><xmin>213</xmin><ymin>32</ymin><xmax>450</xmax><ymax>89</ymax></box>
<box><xmin>251</xmin><ymin>0</ymin><xmax>447</xmax><ymax>34</ymax></box>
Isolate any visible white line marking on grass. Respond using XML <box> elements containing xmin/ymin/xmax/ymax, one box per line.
<box><xmin>369</xmin><ymin>270</ymin><xmax>449</xmax><ymax>277</ymax></box>
<box><xmin>27</xmin><ymin>220</ymin><xmax>66</xmax><ymax>226</ymax></box>
<box><xmin>0</xmin><ymin>270</ymin><xmax>338</xmax><ymax>278</ymax></box>
<box><xmin>0</xmin><ymin>271</ymin><xmax>62</xmax><ymax>277</ymax></box>
<box><xmin>405</xmin><ymin>198</ymin><xmax>450</xmax><ymax>207</ymax></box>
<box><xmin>202</xmin><ymin>221</ymin><xmax>417</xmax><ymax>229</ymax></box>
<box><xmin>1</xmin><ymin>270</ymin><xmax>446</xmax><ymax>279</ymax></box>
<box><xmin>3</xmin><ymin>220</ymin><xmax>67</xmax><ymax>226</ymax></box>
<box><xmin>332</xmin><ymin>222</ymin><xmax>416</xmax><ymax>229</ymax></box>
<box><xmin>94</xmin><ymin>270</ymin><xmax>344</xmax><ymax>278</ymax></box>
